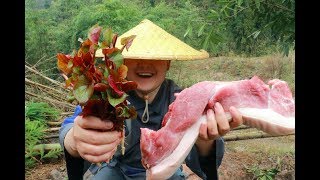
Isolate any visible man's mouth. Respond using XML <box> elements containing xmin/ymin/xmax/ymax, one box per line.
<box><xmin>137</xmin><ymin>72</ymin><xmax>153</xmax><ymax>78</ymax></box>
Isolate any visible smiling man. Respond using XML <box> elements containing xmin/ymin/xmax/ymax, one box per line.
<box><xmin>59</xmin><ymin>19</ymin><xmax>243</xmax><ymax>180</ymax></box>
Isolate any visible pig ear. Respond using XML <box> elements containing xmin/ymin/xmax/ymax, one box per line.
<box><xmin>174</xmin><ymin>93</ymin><xmax>180</xmax><ymax>97</ymax></box>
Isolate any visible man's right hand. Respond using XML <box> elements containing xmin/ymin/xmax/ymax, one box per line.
<box><xmin>64</xmin><ymin>115</ymin><xmax>122</xmax><ymax>163</ymax></box>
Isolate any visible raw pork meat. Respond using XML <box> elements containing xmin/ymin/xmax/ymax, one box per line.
<box><xmin>140</xmin><ymin>76</ymin><xmax>295</xmax><ymax>180</ymax></box>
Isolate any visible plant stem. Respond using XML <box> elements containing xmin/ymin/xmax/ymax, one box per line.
<box><xmin>121</xmin><ymin>125</ymin><xmax>125</xmax><ymax>155</ymax></box>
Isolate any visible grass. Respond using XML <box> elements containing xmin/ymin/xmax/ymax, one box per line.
<box><xmin>167</xmin><ymin>52</ymin><xmax>295</xmax><ymax>96</ymax></box>
<box><xmin>225</xmin><ymin>135</ymin><xmax>295</xmax><ymax>156</ymax></box>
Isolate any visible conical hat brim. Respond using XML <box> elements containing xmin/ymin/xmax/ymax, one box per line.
<box><xmin>96</xmin><ymin>19</ymin><xmax>209</xmax><ymax>60</ymax></box>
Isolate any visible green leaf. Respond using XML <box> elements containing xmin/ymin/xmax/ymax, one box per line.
<box><xmin>110</xmin><ymin>52</ymin><xmax>123</xmax><ymax>69</ymax></box>
<box><xmin>198</xmin><ymin>24</ymin><xmax>206</xmax><ymax>37</ymax></box>
<box><xmin>107</xmin><ymin>90</ymin><xmax>128</xmax><ymax>107</ymax></box>
<box><xmin>260</xmin><ymin>176</ymin><xmax>267</xmax><ymax>180</ymax></box>
<box><xmin>255</xmin><ymin>0</ymin><xmax>261</xmax><ymax>10</ymax></box>
<box><xmin>253</xmin><ymin>30</ymin><xmax>261</xmax><ymax>39</ymax></box>
<box><xmin>73</xmin><ymin>75</ymin><xmax>94</xmax><ymax>104</ymax></box>
<box><xmin>184</xmin><ymin>24</ymin><xmax>192</xmax><ymax>38</ymax></box>
<box><xmin>266</xmin><ymin>174</ymin><xmax>273</xmax><ymax>180</ymax></box>
<box><xmin>102</xmin><ymin>28</ymin><xmax>113</xmax><ymax>47</ymax></box>
<box><xmin>202</xmin><ymin>34</ymin><xmax>210</xmax><ymax>50</ymax></box>
<box><xmin>210</xmin><ymin>9</ymin><xmax>218</xmax><ymax>15</ymax></box>
<box><xmin>103</xmin><ymin>67</ymin><xmax>109</xmax><ymax>78</ymax></box>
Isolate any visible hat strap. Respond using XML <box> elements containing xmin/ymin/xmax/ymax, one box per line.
<box><xmin>141</xmin><ymin>95</ymin><xmax>149</xmax><ymax>123</ymax></box>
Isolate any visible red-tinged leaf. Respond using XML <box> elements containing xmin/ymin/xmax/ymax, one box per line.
<box><xmin>82</xmin><ymin>99</ymin><xmax>112</xmax><ymax>119</ymax></box>
<box><xmin>118</xmin><ymin>64</ymin><xmax>128</xmax><ymax>80</ymax></box>
<box><xmin>111</xmin><ymin>33</ymin><xmax>118</xmax><ymax>48</ymax></box>
<box><xmin>82</xmin><ymin>51</ymin><xmax>94</xmax><ymax>67</ymax></box>
<box><xmin>100</xmin><ymin>41</ymin><xmax>108</xmax><ymax>49</ymax></box>
<box><xmin>115</xmin><ymin>106</ymin><xmax>125</xmax><ymax>118</ymax></box>
<box><xmin>105</xmin><ymin>59</ymin><xmax>116</xmax><ymax>70</ymax></box>
<box><xmin>88</xmin><ymin>25</ymin><xmax>102</xmax><ymax>44</ymax></box>
<box><xmin>94</xmin><ymin>83</ymin><xmax>108</xmax><ymax>92</ymax></box>
<box><xmin>107</xmin><ymin>89</ymin><xmax>128</xmax><ymax>107</ymax></box>
<box><xmin>57</xmin><ymin>25</ymin><xmax>137</xmax><ymax>132</ymax></box>
<box><xmin>57</xmin><ymin>53</ymin><xmax>72</xmax><ymax>75</ymax></box>
<box><xmin>107</xmin><ymin>75</ymin><xmax>124</xmax><ymax>97</ymax></box>
<box><xmin>73</xmin><ymin>54</ymin><xmax>85</xmax><ymax>68</ymax></box>
<box><xmin>102</xmin><ymin>47</ymin><xmax>116</xmax><ymax>56</ymax></box>
<box><xmin>93</xmin><ymin>68</ymin><xmax>103</xmax><ymax>83</ymax></box>
<box><xmin>79</xmin><ymin>39</ymin><xmax>93</xmax><ymax>54</ymax></box>
<box><xmin>108</xmin><ymin>68</ymin><xmax>120</xmax><ymax>82</ymax></box>
<box><xmin>73</xmin><ymin>75</ymin><xmax>94</xmax><ymax>104</ymax></box>
<box><xmin>72</xmin><ymin>66</ymin><xmax>82</xmax><ymax>75</ymax></box>
<box><xmin>67</xmin><ymin>60</ymin><xmax>73</xmax><ymax>69</ymax></box>
<box><xmin>120</xmin><ymin>35</ymin><xmax>136</xmax><ymax>51</ymax></box>
<box><xmin>90</xmin><ymin>43</ymin><xmax>99</xmax><ymax>55</ymax></box>
<box><xmin>65</xmin><ymin>78</ymin><xmax>73</xmax><ymax>88</ymax></box>
<box><xmin>117</xmin><ymin>81</ymin><xmax>138</xmax><ymax>92</ymax></box>
<box><xmin>116</xmin><ymin>106</ymin><xmax>137</xmax><ymax>120</ymax></box>
<box><xmin>128</xmin><ymin>106</ymin><xmax>137</xmax><ymax>119</ymax></box>
<box><xmin>84</xmin><ymin>71</ymin><xmax>95</xmax><ymax>84</ymax></box>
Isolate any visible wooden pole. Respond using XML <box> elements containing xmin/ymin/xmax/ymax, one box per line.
<box><xmin>25</xmin><ymin>65</ymin><xmax>64</xmax><ymax>87</ymax></box>
<box><xmin>47</xmin><ymin>121</ymin><xmax>62</xmax><ymax>126</ymax></box>
<box><xmin>32</xmin><ymin>143</ymin><xmax>61</xmax><ymax>152</ymax></box>
<box><xmin>43</xmin><ymin>127</ymin><xmax>60</xmax><ymax>132</ymax></box>
<box><xmin>25</xmin><ymin>78</ymin><xmax>68</xmax><ymax>95</ymax></box>
<box><xmin>26</xmin><ymin>91</ymin><xmax>76</xmax><ymax>109</ymax></box>
<box><xmin>224</xmin><ymin>132</ymin><xmax>294</xmax><ymax>141</ymax></box>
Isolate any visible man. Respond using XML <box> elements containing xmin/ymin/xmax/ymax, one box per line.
<box><xmin>59</xmin><ymin>19</ymin><xmax>243</xmax><ymax>180</ymax></box>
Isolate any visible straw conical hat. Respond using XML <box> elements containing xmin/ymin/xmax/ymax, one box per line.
<box><xmin>96</xmin><ymin>19</ymin><xmax>209</xmax><ymax>60</ymax></box>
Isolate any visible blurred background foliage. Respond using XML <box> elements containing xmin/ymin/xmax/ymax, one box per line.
<box><xmin>25</xmin><ymin>0</ymin><xmax>295</xmax><ymax>80</ymax></box>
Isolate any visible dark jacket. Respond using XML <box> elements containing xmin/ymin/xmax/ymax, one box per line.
<box><xmin>59</xmin><ymin>79</ymin><xmax>224</xmax><ymax>180</ymax></box>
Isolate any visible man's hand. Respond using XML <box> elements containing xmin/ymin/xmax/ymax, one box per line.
<box><xmin>64</xmin><ymin>115</ymin><xmax>122</xmax><ymax>163</ymax></box>
<box><xmin>196</xmin><ymin>102</ymin><xmax>243</xmax><ymax>156</ymax></box>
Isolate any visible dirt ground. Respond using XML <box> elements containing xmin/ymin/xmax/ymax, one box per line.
<box><xmin>26</xmin><ymin>133</ymin><xmax>294</xmax><ymax>180</ymax></box>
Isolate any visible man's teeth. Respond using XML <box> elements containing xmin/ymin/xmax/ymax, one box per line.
<box><xmin>138</xmin><ymin>73</ymin><xmax>152</xmax><ymax>77</ymax></box>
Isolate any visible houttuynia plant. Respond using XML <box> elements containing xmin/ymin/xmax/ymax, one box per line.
<box><xmin>57</xmin><ymin>24</ymin><xmax>137</xmax><ymax>154</ymax></box>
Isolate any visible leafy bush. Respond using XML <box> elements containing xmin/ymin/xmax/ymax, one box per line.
<box><xmin>246</xmin><ymin>165</ymin><xmax>280</xmax><ymax>180</ymax></box>
<box><xmin>25</xmin><ymin>101</ymin><xmax>61</xmax><ymax>122</ymax></box>
<box><xmin>25</xmin><ymin>102</ymin><xmax>62</xmax><ymax>169</ymax></box>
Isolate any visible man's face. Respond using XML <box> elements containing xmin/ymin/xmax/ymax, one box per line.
<box><xmin>124</xmin><ymin>59</ymin><xmax>170</xmax><ymax>95</ymax></box>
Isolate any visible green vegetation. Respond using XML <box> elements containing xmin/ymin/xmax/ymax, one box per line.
<box><xmin>25</xmin><ymin>102</ymin><xmax>62</xmax><ymax>170</ymax></box>
<box><xmin>246</xmin><ymin>164</ymin><xmax>280</xmax><ymax>180</ymax></box>
<box><xmin>25</xmin><ymin>0</ymin><xmax>295</xmax><ymax>80</ymax></box>
<box><xmin>25</xmin><ymin>102</ymin><xmax>61</xmax><ymax>122</ymax></box>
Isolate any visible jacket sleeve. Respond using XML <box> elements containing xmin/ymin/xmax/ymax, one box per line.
<box><xmin>185</xmin><ymin>137</ymin><xmax>225</xmax><ymax>180</ymax></box>
<box><xmin>59</xmin><ymin>105</ymin><xmax>87</xmax><ymax>180</ymax></box>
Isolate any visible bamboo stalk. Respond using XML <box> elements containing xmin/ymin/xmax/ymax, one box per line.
<box><xmin>30</xmin><ymin>56</ymin><xmax>47</xmax><ymax>69</ymax></box>
<box><xmin>43</xmin><ymin>127</ymin><xmax>60</xmax><ymax>132</ymax></box>
<box><xmin>25</xmin><ymin>65</ymin><xmax>64</xmax><ymax>87</ymax></box>
<box><xmin>33</xmin><ymin>143</ymin><xmax>61</xmax><ymax>152</ymax></box>
<box><xmin>224</xmin><ymin>132</ymin><xmax>294</xmax><ymax>141</ymax></box>
<box><xmin>26</xmin><ymin>91</ymin><xmax>76</xmax><ymax>109</ymax></box>
<box><xmin>47</xmin><ymin>121</ymin><xmax>62</xmax><ymax>126</ymax></box>
<box><xmin>26</xmin><ymin>85</ymin><xmax>67</xmax><ymax>103</ymax></box>
<box><xmin>25</xmin><ymin>78</ymin><xmax>68</xmax><ymax>95</ymax></box>
<box><xmin>61</xmin><ymin>112</ymin><xmax>75</xmax><ymax>116</ymax></box>
<box><xmin>44</xmin><ymin>134</ymin><xmax>59</xmax><ymax>139</ymax></box>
